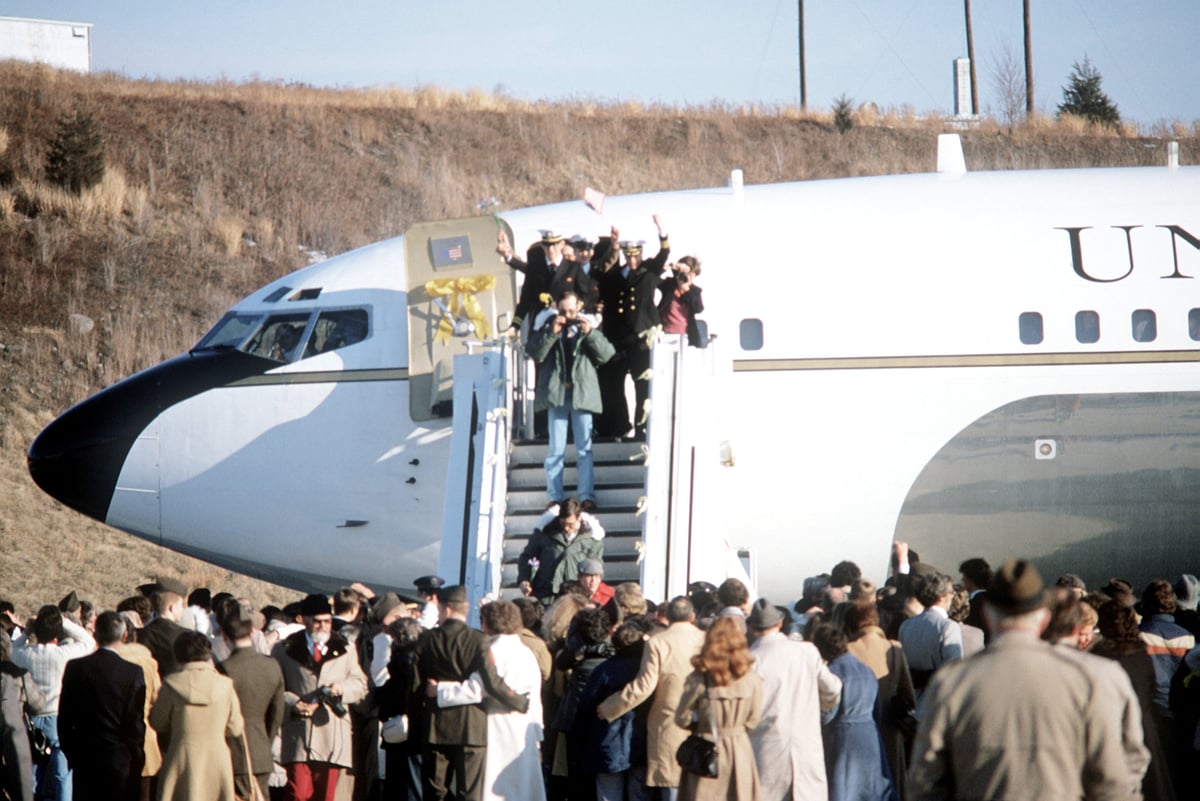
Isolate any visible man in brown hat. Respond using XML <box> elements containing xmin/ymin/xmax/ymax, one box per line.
<box><xmin>909</xmin><ymin>559</ymin><xmax>1137</xmax><ymax>801</ymax></box>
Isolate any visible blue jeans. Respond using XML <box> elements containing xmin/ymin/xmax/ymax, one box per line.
<box><xmin>32</xmin><ymin>714</ymin><xmax>70</xmax><ymax>801</ymax></box>
<box><xmin>596</xmin><ymin>766</ymin><xmax>651</xmax><ymax>801</ymax></box>
<box><xmin>545</xmin><ymin>392</ymin><xmax>595</xmax><ymax>502</ymax></box>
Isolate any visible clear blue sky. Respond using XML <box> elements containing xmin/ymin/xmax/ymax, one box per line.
<box><xmin>7</xmin><ymin>1</ymin><xmax>1198</xmax><ymax>126</ymax></box>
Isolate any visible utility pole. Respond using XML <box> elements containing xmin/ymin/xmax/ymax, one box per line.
<box><xmin>963</xmin><ymin>0</ymin><xmax>978</xmax><ymax>115</ymax></box>
<box><xmin>798</xmin><ymin>0</ymin><xmax>807</xmax><ymax>111</ymax></box>
<box><xmin>1023</xmin><ymin>0</ymin><xmax>1034</xmax><ymax>115</ymax></box>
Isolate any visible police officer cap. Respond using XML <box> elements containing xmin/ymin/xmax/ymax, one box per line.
<box><xmin>414</xmin><ymin>575</ymin><xmax>445</xmax><ymax>594</ymax></box>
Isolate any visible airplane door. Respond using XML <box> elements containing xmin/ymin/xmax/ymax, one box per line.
<box><xmin>405</xmin><ymin>216</ymin><xmax>517</xmax><ymax>421</ymax></box>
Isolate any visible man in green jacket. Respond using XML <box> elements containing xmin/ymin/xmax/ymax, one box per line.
<box><xmin>516</xmin><ymin>500</ymin><xmax>606</xmax><ymax>605</ymax></box>
<box><xmin>525</xmin><ymin>291</ymin><xmax>616</xmax><ymax>510</ymax></box>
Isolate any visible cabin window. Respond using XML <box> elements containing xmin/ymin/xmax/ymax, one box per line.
<box><xmin>303</xmin><ymin>309</ymin><xmax>369</xmax><ymax>357</ymax></box>
<box><xmin>1131</xmin><ymin>310</ymin><xmax>1156</xmax><ymax>343</ymax></box>
<box><xmin>194</xmin><ymin>313</ymin><xmax>262</xmax><ymax>351</ymax></box>
<box><xmin>739</xmin><ymin>319</ymin><xmax>764</xmax><ymax>351</ymax></box>
<box><xmin>1018</xmin><ymin>312</ymin><xmax>1043</xmax><ymax>345</ymax></box>
<box><xmin>245</xmin><ymin>314</ymin><xmax>312</xmax><ymax>363</ymax></box>
<box><xmin>1075</xmin><ymin>311</ymin><xmax>1100</xmax><ymax>344</ymax></box>
<box><xmin>1189</xmin><ymin>309</ymin><xmax>1200</xmax><ymax>341</ymax></box>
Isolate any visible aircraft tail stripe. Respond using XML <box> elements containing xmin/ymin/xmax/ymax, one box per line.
<box><xmin>733</xmin><ymin>350</ymin><xmax>1200</xmax><ymax>372</ymax></box>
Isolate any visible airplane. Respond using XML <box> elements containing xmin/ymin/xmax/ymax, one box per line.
<box><xmin>27</xmin><ymin>135</ymin><xmax>1200</xmax><ymax>604</ymax></box>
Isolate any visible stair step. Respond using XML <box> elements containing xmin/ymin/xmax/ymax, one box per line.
<box><xmin>511</xmin><ymin>440</ymin><xmax>648</xmax><ymax>463</ymax></box>
<box><xmin>505</xmin><ymin>511</ymin><xmax>642</xmax><ymax>537</ymax></box>
<box><xmin>508</xmin><ymin>464</ymin><xmax>645</xmax><ymax>489</ymax></box>
<box><xmin>506</xmin><ymin>487</ymin><xmax>644</xmax><ymax>512</ymax></box>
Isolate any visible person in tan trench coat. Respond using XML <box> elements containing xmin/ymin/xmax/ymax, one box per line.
<box><xmin>150</xmin><ymin>632</ymin><xmax>245</xmax><ymax>801</ymax></box>
<box><xmin>597</xmin><ymin>596</ymin><xmax>706</xmax><ymax>796</ymax></box>
<box><xmin>674</xmin><ymin>616</ymin><xmax>763</xmax><ymax>801</ymax></box>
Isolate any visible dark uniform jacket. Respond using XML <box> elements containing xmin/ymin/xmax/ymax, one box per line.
<box><xmin>599</xmin><ymin>236</ymin><xmax>671</xmax><ymax>348</ymax></box>
<box><xmin>137</xmin><ymin>617</ymin><xmax>189</xmax><ymax>677</ymax></box>
<box><xmin>414</xmin><ymin>618</ymin><xmax>529</xmax><ymax>747</ymax></box>
<box><xmin>58</xmin><ymin>648</ymin><xmax>147</xmax><ymax>801</ymax></box>
<box><xmin>218</xmin><ymin>646</ymin><xmax>285</xmax><ymax>778</ymax></box>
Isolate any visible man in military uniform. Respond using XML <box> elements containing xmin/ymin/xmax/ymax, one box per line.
<box><xmin>597</xmin><ymin>214</ymin><xmax>670</xmax><ymax>440</ymax></box>
<box><xmin>415</xmin><ymin>586</ymin><xmax>530</xmax><ymax>801</ymax></box>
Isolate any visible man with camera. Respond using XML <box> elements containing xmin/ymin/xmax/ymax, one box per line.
<box><xmin>525</xmin><ymin>291</ymin><xmax>615</xmax><ymax>511</ymax></box>
<box><xmin>274</xmin><ymin>593</ymin><xmax>368</xmax><ymax>801</ymax></box>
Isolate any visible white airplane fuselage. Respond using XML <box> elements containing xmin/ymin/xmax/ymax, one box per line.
<box><xmin>28</xmin><ymin>161</ymin><xmax>1200</xmax><ymax>599</ymax></box>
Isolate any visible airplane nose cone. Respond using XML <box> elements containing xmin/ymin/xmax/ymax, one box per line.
<box><xmin>27</xmin><ymin>349</ymin><xmax>276</xmax><ymax>524</ymax></box>
<box><xmin>27</xmin><ymin>383</ymin><xmax>145</xmax><ymax>522</ymax></box>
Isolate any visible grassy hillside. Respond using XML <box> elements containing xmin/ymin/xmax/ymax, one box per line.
<box><xmin>0</xmin><ymin>62</ymin><xmax>1194</xmax><ymax>614</ymax></box>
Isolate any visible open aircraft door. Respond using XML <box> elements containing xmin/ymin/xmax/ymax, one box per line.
<box><xmin>405</xmin><ymin>216</ymin><xmax>517</xmax><ymax>421</ymax></box>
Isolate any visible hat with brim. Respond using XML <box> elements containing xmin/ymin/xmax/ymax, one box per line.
<box><xmin>414</xmin><ymin>575</ymin><xmax>445</xmax><ymax>595</ymax></box>
<box><xmin>747</xmin><ymin>597</ymin><xmax>785</xmax><ymax>629</ymax></box>
<box><xmin>619</xmin><ymin>240</ymin><xmax>644</xmax><ymax>256</ymax></box>
<box><xmin>299</xmin><ymin>593</ymin><xmax>332</xmax><ymax>617</ymax></box>
<box><xmin>155</xmin><ymin>577</ymin><xmax>188</xmax><ymax>597</ymax></box>
<box><xmin>438</xmin><ymin>585</ymin><xmax>468</xmax><ymax>605</ymax></box>
<box><xmin>58</xmin><ymin>591</ymin><xmax>80</xmax><ymax>614</ymax></box>
<box><xmin>370</xmin><ymin>592</ymin><xmax>403</xmax><ymax>624</ymax></box>
<box><xmin>568</xmin><ymin>233</ymin><xmax>596</xmax><ymax>247</ymax></box>
<box><xmin>986</xmin><ymin>559</ymin><xmax>1049</xmax><ymax>614</ymax></box>
<box><xmin>540</xmin><ymin>229</ymin><xmax>565</xmax><ymax>244</ymax></box>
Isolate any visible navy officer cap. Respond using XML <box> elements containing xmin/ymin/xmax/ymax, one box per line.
<box><xmin>415</xmin><ymin>575</ymin><xmax>445</xmax><ymax>594</ymax></box>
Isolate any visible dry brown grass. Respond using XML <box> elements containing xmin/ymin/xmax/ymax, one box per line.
<box><xmin>0</xmin><ymin>61</ymin><xmax>1195</xmax><ymax>612</ymax></box>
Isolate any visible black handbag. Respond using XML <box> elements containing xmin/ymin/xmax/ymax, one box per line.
<box><xmin>675</xmin><ymin>679</ymin><xmax>718</xmax><ymax>778</ymax></box>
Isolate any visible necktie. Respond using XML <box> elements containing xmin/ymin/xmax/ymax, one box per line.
<box><xmin>313</xmin><ymin>644</ymin><xmax>323</xmax><ymax>663</ymax></box>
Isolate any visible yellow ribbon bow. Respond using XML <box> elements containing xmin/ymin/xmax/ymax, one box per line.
<box><xmin>424</xmin><ymin>275</ymin><xmax>496</xmax><ymax>345</ymax></box>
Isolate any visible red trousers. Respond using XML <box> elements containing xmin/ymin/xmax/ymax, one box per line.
<box><xmin>284</xmin><ymin>762</ymin><xmax>340</xmax><ymax>801</ymax></box>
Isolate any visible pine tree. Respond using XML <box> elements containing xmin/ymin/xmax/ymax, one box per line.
<box><xmin>45</xmin><ymin>109</ymin><xmax>106</xmax><ymax>194</ymax></box>
<box><xmin>833</xmin><ymin>94</ymin><xmax>854</xmax><ymax>134</ymax></box>
<box><xmin>1057</xmin><ymin>57</ymin><xmax>1120</xmax><ymax>129</ymax></box>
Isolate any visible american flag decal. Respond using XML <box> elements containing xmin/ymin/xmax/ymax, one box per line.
<box><xmin>429</xmin><ymin>235</ymin><xmax>474</xmax><ymax>269</ymax></box>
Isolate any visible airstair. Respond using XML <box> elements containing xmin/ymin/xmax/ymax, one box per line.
<box><xmin>437</xmin><ymin>331</ymin><xmax>752</xmax><ymax>613</ymax></box>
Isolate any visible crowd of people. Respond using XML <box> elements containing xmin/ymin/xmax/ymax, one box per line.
<box><xmin>3</xmin><ymin>542</ymin><xmax>1200</xmax><ymax>801</ymax></box>
<box><xmin>499</xmin><ymin>217</ymin><xmax>705</xmax><ymax>510</ymax></box>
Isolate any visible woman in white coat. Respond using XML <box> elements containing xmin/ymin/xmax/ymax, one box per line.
<box><xmin>434</xmin><ymin>600</ymin><xmax>546</xmax><ymax>801</ymax></box>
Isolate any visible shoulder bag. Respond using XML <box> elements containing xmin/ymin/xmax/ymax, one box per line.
<box><xmin>675</xmin><ymin>677</ymin><xmax>718</xmax><ymax>778</ymax></box>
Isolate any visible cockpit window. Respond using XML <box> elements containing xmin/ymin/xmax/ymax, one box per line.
<box><xmin>245</xmin><ymin>314</ymin><xmax>312</xmax><ymax>362</ymax></box>
<box><xmin>303</xmin><ymin>309</ymin><xmax>369</xmax><ymax>358</ymax></box>
<box><xmin>193</xmin><ymin>314</ymin><xmax>263</xmax><ymax>351</ymax></box>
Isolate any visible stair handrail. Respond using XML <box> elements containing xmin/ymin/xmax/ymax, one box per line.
<box><xmin>437</xmin><ymin>336</ymin><xmax>517</xmax><ymax>620</ymax></box>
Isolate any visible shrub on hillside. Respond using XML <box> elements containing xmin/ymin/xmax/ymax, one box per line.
<box><xmin>45</xmin><ymin>109</ymin><xmax>106</xmax><ymax>194</ymax></box>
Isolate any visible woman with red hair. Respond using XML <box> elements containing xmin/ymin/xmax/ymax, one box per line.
<box><xmin>674</xmin><ymin>616</ymin><xmax>762</xmax><ymax>801</ymax></box>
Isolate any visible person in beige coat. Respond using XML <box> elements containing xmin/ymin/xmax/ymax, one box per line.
<box><xmin>273</xmin><ymin>594</ymin><xmax>368</xmax><ymax>801</ymax></box>
<box><xmin>115</xmin><ymin>612</ymin><xmax>163</xmax><ymax>801</ymax></box>
<box><xmin>597</xmin><ymin>596</ymin><xmax>706</xmax><ymax>797</ymax></box>
<box><xmin>844</xmin><ymin>601</ymin><xmax>915</xmax><ymax>801</ymax></box>
<box><xmin>674</xmin><ymin>617</ymin><xmax>763</xmax><ymax>801</ymax></box>
<box><xmin>149</xmin><ymin>632</ymin><xmax>245</xmax><ymax>801</ymax></box>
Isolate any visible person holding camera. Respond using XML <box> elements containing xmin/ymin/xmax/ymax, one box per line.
<box><xmin>658</xmin><ymin>256</ymin><xmax>705</xmax><ymax>348</ymax></box>
<box><xmin>273</xmin><ymin>594</ymin><xmax>367</xmax><ymax>801</ymax></box>
<box><xmin>525</xmin><ymin>291</ymin><xmax>615</xmax><ymax>511</ymax></box>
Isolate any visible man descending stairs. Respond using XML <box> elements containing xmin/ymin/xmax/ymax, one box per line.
<box><xmin>503</xmin><ymin>440</ymin><xmax>648</xmax><ymax>594</ymax></box>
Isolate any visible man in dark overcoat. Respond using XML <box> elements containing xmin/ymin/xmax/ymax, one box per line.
<box><xmin>58</xmin><ymin>612</ymin><xmax>146</xmax><ymax>801</ymax></box>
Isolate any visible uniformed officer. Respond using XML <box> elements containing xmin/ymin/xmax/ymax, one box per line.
<box><xmin>414</xmin><ymin>576</ymin><xmax>445</xmax><ymax>630</ymax></box>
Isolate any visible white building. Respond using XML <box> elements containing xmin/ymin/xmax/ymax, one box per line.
<box><xmin>0</xmin><ymin>17</ymin><xmax>92</xmax><ymax>73</ymax></box>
